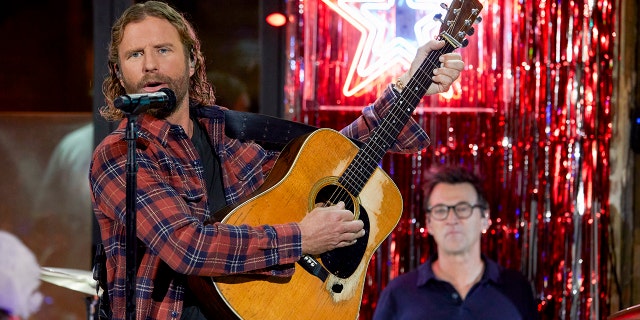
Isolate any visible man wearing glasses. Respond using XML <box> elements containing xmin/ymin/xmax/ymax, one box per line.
<box><xmin>372</xmin><ymin>166</ymin><xmax>538</xmax><ymax>320</ymax></box>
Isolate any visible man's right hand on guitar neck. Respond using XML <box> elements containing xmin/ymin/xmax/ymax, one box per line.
<box><xmin>298</xmin><ymin>201</ymin><xmax>366</xmax><ymax>255</ymax></box>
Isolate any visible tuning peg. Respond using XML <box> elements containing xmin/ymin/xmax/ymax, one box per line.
<box><xmin>461</xmin><ymin>39</ymin><xmax>469</xmax><ymax>47</ymax></box>
<box><xmin>466</xmin><ymin>27</ymin><xmax>475</xmax><ymax>36</ymax></box>
<box><xmin>433</xmin><ymin>13</ymin><xmax>444</xmax><ymax>24</ymax></box>
<box><xmin>475</xmin><ymin>16</ymin><xmax>483</xmax><ymax>24</ymax></box>
<box><xmin>440</xmin><ymin>3</ymin><xmax>448</xmax><ymax>10</ymax></box>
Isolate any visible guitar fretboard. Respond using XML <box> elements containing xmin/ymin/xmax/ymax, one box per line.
<box><xmin>338</xmin><ymin>44</ymin><xmax>456</xmax><ymax>196</ymax></box>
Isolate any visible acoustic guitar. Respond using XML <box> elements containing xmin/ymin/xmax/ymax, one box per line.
<box><xmin>188</xmin><ymin>0</ymin><xmax>483</xmax><ymax>318</ymax></box>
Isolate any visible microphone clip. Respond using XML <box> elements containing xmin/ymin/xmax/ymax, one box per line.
<box><xmin>114</xmin><ymin>88</ymin><xmax>177</xmax><ymax>118</ymax></box>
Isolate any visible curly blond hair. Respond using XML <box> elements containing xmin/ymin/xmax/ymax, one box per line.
<box><xmin>100</xmin><ymin>1</ymin><xmax>214</xmax><ymax>121</ymax></box>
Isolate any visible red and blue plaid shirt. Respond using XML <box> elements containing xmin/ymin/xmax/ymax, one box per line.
<box><xmin>90</xmin><ymin>85</ymin><xmax>429</xmax><ymax>319</ymax></box>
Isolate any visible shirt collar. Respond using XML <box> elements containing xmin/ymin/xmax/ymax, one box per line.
<box><xmin>115</xmin><ymin>113</ymin><xmax>173</xmax><ymax>147</ymax></box>
<box><xmin>417</xmin><ymin>254</ymin><xmax>501</xmax><ymax>287</ymax></box>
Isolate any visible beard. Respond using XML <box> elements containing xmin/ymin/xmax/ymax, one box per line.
<box><xmin>120</xmin><ymin>70</ymin><xmax>190</xmax><ymax>119</ymax></box>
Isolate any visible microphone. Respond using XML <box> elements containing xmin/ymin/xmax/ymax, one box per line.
<box><xmin>114</xmin><ymin>88</ymin><xmax>177</xmax><ymax>117</ymax></box>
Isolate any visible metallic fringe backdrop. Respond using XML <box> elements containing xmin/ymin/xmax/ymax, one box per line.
<box><xmin>283</xmin><ymin>0</ymin><xmax>615</xmax><ymax>318</ymax></box>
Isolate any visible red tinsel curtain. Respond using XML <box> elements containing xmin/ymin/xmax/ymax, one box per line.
<box><xmin>283</xmin><ymin>0</ymin><xmax>615</xmax><ymax>318</ymax></box>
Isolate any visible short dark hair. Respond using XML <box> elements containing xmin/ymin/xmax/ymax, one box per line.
<box><xmin>421</xmin><ymin>166</ymin><xmax>488</xmax><ymax>211</ymax></box>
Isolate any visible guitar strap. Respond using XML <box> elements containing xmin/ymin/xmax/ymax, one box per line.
<box><xmin>224</xmin><ymin>109</ymin><xmax>318</xmax><ymax>150</ymax></box>
<box><xmin>224</xmin><ymin>109</ymin><xmax>363</xmax><ymax>150</ymax></box>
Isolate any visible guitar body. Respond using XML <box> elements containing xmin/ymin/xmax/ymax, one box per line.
<box><xmin>189</xmin><ymin>128</ymin><xmax>403</xmax><ymax>319</ymax></box>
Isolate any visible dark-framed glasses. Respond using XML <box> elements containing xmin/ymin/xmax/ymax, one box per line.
<box><xmin>427</xmin><ymin>202</ymin><xmax>486</xmax><ymax>220</ymax></box>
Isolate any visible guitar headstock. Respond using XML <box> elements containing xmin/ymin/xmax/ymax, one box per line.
<box><xmin>435</xmin><ymin>0</ymin><xmax>483</xmax><ymax>48</ymax></box>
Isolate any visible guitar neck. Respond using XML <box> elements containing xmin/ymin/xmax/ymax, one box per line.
<box><xmin>339</xmin><ymin>43</ymin><xmax>457</xmax><ymax>196</ymax></box>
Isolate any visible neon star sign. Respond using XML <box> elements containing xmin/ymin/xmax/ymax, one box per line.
<box><xmin>321</xmin><ymin>0</ymin><xmax>447</xmax><ymax>97</ymax></box>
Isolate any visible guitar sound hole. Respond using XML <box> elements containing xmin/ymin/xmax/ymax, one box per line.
<box><xmin>315</xmin><ymin>185</ymin><xmax>370</xmax><ymax>279</ymax></box>
<box><xmin>331</xmin><ymin>284</ymin><xmax>344</xmax><ymax>293</ymax></box>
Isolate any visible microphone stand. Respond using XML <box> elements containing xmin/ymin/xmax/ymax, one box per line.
<box><xmin>124</xmin><ymin>113</ymin><xmax>139</xmax><ymax>320</ymax></box>
<box><xmin>114</xmin><ymin>88</ymin><xmax>175</xmax><ymax>320</ymax></box>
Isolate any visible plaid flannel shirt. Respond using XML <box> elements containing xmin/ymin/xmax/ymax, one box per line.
<box><xmin>90</xmin><ymin>85</ymin><xmax>429</xmax><ymax>319</ymax></box>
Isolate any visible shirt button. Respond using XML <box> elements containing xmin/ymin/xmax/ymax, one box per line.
<box><xmin>452</xmin><ymin>293</ymin><xmax>459</xmax><ymax>300</ymax></box>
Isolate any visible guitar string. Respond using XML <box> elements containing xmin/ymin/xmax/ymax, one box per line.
<box><xmin>315</xmin><ymin>2</ymin><xmax>475</xmax><ymax>250</ymax></box>
<box><xmin>298</xmin><ymin>41</ymin><xmax>451</xmax><ymax>274</ymax></box>
<box><xmin>297</xmin><ymin>1</ymin><xmax>482</xmax><ymax>285</ymax></box>
<box><xmin>326</xmin><ymin>3</ymin><xmax>476</xmax><ymax>209</ymax></box>
<box><xmin>318</xmin><ymin>47</ymin><xmax>448</xmax><ymax>214</ymax></box>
